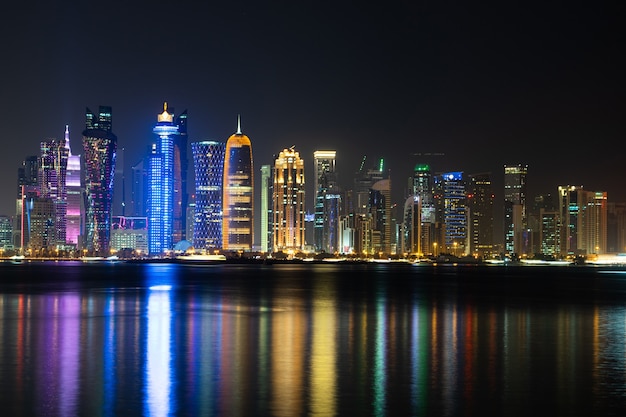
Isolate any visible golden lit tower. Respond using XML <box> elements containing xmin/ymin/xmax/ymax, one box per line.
<box><xmin>272</xmin><ymin>147</ymin><xmax>306</xmax><ymax>253</ymax></box>
<box><xmin>222</xmin><ymin>116</ymin><xmax>254</xmax><ymax>251</ymax></box>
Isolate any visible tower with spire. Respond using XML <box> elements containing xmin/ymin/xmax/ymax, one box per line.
<box><xmin>222</xmin><ymin>115</ymin><xmax>254</xmax><ymax>252</ymax></box>
<box><xmin>65</xmin><ymin>125</ymin><xmax>82</xmax><ymax>246</ymax></box>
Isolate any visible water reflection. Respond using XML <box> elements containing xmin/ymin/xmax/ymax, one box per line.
<box><xmin>0</xmin><ymin>263</ymin><xmax>626</xmax><ymax>416</ymax></box>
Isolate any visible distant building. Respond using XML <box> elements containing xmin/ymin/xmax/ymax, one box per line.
<box><xmin>191</xmin><ymin>140</ymin><xmax>225</xmax><ymax>251</ymax></box>
<box><xmin>467</xmin><ymin>172</ymin><xmax>494</xmax><ymax>258</ymax></box>
<box><xmin>0</xmin><ymin>215</ymin><xmax>12</xmax><ymax>249</ymax></box>
<box><xmin>82</xmin><ymin>105</ymin><xmax>117</xmax><ymax>256</ymax></box>
<box><xmin>558</xmin><ymin>186</ymin><xmax>608</xmax><ymax>255</ymax></box>
<box><xmin>15</xmin><ymin>155</ymin><xmax>39</xmax><ymax>250</ymax></box>
<box><xmin>222</xmin><ymin>116</ymin><xmax>254</xmax><ymax>251</ymax></box>
<box><xmin>504</xmin><ymin>164</ymin><xmax>528</xmax><ymax>255</ymax></box>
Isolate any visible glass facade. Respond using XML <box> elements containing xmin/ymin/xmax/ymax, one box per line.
<box><xmin>64</xmin><ymin>125</ymin><xmax>82</xmax><ymax>246</ymax></box>
<box><xmin>222</xmin><ymin>118</ymin><xmax>253</xmax><ymax>251</ymax></box>
<box><xmin>191</xmin><ymin>141</ymin><xmax>225</xmax><ymax>251</ymax></box>
<box><xmin>39</xmin><ymin>137</ymin><xmax>68</xmax><ymax>247</ymax></box>
<box><xmin>148</xmin><ymin>103</ymin><xmax>179</xmax><ymax>255</ymax></box>
<box><xmin>82</xmin><ymin>106</ymin><xmax>117</xmax><ymax>256</ymax></box>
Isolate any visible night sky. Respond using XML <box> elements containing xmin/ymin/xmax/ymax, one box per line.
<box><xmin>1</xmin><ymin>1</ymin><xmax>624</xmax><ymax>232</ymax></box>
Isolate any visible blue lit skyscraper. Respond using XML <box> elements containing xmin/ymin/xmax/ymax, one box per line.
<box><xmin>82</xmin><ymin>105</ymin><xmax>117</xmax><ymax>255</ymax></box>
<box><xmin>148</xmin><ymin>102</ymin><xmax>179</xmax><ymax>255</ymax></box>
<box><xmin>191</xmin><ymin>141</ymin><xmax>225</xmax><ymax>251</ymax></box>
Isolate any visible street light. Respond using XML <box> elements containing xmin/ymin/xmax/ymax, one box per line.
<box><xmin>433</xmin><ymin>242</ymin><xmax>437</xmax><ymax>256</ymax></box>
<box><xmin>453</xmin><ymin>242</ymin><xmax>458</xmax><ymax>257</ymax></box>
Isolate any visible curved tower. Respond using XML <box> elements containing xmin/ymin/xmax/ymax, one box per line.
<box><xmin>82</xmin><ymin>106</ymin><xmax>117</xmax><ymax>255</ymax></box>
<box><xmin>222</xmin><ymin>116</ymin><xmax>253</xmax><ymax>251</ymax></box>
<box><xmin>191</xmin><ymin>141</ymin><xmax>225</xmax><ymax>251</ymax></box>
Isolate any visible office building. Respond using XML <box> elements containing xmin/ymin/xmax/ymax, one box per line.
<box><xmin>64</xmin><ymin>125</ymin><xmax>82</xmax><ymax>247</ymax></box>
<box><xmin>433</xmin><ymin>171</ymin><xmax>467</xmax><ymax>256</ymax></box>
<box><xmin>222</xmin><ymin>116</ymin><xmax>254</xmax><ymax>251</ymax></box>
<box><xmin>272</xmin><ymin>147</ymin><xmax>305</xmax><ymax>253</ymax></box>
<box><xmin>467</xmin><ymin>172</ymin><xmax>494</xmax><ymax>258</ymax></box>
<box><xmin>147</xmin><ymin>102</ymin><xmax>183</xmax><ymax>255</ymax></box>
<box><xmin>313</xmin><ymin>150</ymin><xmax>340</xmax><ymax>253</ymax></box>
<box><xmin>82</xmin><ymin>105</ymin><xmax>117</xmax><ymax>256</ymax></box>
<box><xmin>504</xmin><ymin>164</ymin><xmax>528</xmax><ymax>255</ymax></box>
<box><xmin>39</xmin><ymin>137</ymin><xmax>68</xmax><ymax>247</ymax></box>
<box><xmin>191</xmin><ymin>140</ymin><xmax>225</xmax><ymax>251</ymax></box>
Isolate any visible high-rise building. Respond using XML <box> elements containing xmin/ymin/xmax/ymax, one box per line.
<box><xmin>467</xmin><ymin>172</ymin><xmax>494</xmax><ymax>258</ymax></box>
<box><xmin>173</xmin><ymin>109</ymin><xmax>189</xmax><ymax>244</ymax></box>
<box><xmin>607</xmin><ymin>202</ymin><xmax>626</xmax><ymax>253</ymax></box>
<box><xmin>558</xmin><ymin>186</ymin><xmax>608</xmax><ymax>256</ymax></box>
<box><xmin>313</xmin><ymin>150</ymin><xmax>340</xmax><ymax>253</ymax></box>
<box><xmin>82</xmin><ymin>105</ymin><xmax>117</xmax><ymax>256</ymax></box>
<box><xmin>191</xmin><ymin>141</ymin><xmax>225</xmax><ymax>251</ymax></box>
<box><xmin>148</xmin><ymin>102</ymin><xmax>180</xmax><ymax>255</ymax></box>
<box><xmin>0</xmin><ymin>215</ymin><xmax>12</xmax><ymax>250</ymax></box>
<box><xmin>222</xmin><ymin>116</ymin><xmax>254</xmax><ymax>251</ymax></box>
<box><xmin>272</xmin><ymin>147</ymin><xmax>305</xmax><ymax>253</ymax></box>
<box><xmin>260</xmin><ymin>164</ymin><xmax>272</xmax><ymax>253</ymax></box>
<box><xmin>15</xmin><ymin>155</ymin><xmax>39</xmax><ymax>249</ymax></box>
<box><xmin>64</xmin><ymin>125</ymin><xmax>82</xmax><ymax>247</ymax></box>
<box><xmin>130</xmin><ymin>160</ymin><xmax>145</xmax><ymax>217</ymax></box>
<box><xmin>39</xmin><ymin>137</ymin><xmax>68</xmax><ymax>247</ymax></box>
<box><xmin>504</xmin><ymin>164</ymin><xmax>528</xmax><ymax>255</ymax></box>
<box><xmin>434</xmin><ymin>171</ymin><xmax>467</xmax><ymax>256</ymax></box>
<box><xmin>411</xmin><ymin>163</ymin><xmax>435</xmax><ymax>255</ymax></box>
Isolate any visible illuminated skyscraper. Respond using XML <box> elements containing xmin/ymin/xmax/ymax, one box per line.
<box><xmin>313</xmin><ymin>150</ymin><xmax>340</xmax><ymax>253</ymax></box>
<box><xmin>82</xmin><ymin>105</ymin><xmax>117</xmax><ymax>255</ymax></box>
<box><xmin>412</xmin><ymin>163</ymin><xmax>435</xmax><ymax>255</ymax></box>
<box><xmin>191</xmin><ymin>140</ymin><xmax>225</xmax><ymax>251</ymax></box>
<box><xmin>148</xmin><ymin>102</ymin><xmax>179</xmax><ymax>255</ymax></box>
<box><xmin>222</xmin><ymin>116</ymin><xmax>254</xmax><ymax>251</ymax></box>
<box><xmin>39</xmin><ymin>136</ymin><xmax>68</xmax><ymax>247</ymax></box>
<box><xmin>504</xmin><ymin>164</ymin><xmax>528</xmax><ymax>255</ymax></box>
<box><xmin>434</xmin><ymin>171</ymin><xmax>467</xmax><ymax>256</ymax></box>
<box><xmin>272</xmin><ymin>147</ymin><xmax>305</xmax><ymax>253</ymax></box>
<box><xmin>64</xmin><ymin>125</ymin><xmax>81</xmax><ymax>246</ymax></box>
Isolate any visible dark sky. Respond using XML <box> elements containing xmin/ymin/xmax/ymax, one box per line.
<box><xmin>1</xmin><ymin>1</ymin><xmax>624</xmax><ymax>224</ymax></box>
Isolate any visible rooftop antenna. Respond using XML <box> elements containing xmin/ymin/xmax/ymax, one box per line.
<box><xmin>236</xmin><ymin>114</ymin><xmax>242</xmax><ymax>134</ymax></box>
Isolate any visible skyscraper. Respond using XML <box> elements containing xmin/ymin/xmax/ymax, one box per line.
<box><xmin>64</xmin><ymin>125</ymin><xmax>82</xmax><ymax>247</ymax></box>
<box><xmin>504</xmin><ymin>164</ymin><xmax>528</xmax><ymax>255</ymax></box>
<box><xmin>82</xmin><ymin>105</ymin><xmax>117</xmax><ymax>256</ymax></box>
<box><xmin>173</xmin><ymin>109</ymin><xmax>189</xmax><ymax>244</ymax></box>
<box><xmin>272</xmin><ymin>147</ymin><xmax>305</xmax><ymax>253</ymax></box>
<box><xmin>467</xmin><ymin>172</ymin><xmax>494</xmax><ymax>258</ymax></box>
<box><xmin>39</xmin><ymin>136</ymin><xmax>68</xmax><ymax>247</ymax></box>
<box><xmin>15</xmin><ymin>155</ymin><xmax>38</xmax><ymax>249</ymax></box>
<box><xmin>313</xmin><ymin>150</ymin><xmax>340</xmax><ymax>253</ymax></box>
<box><xmin>148</xmin><ymin>102</ymin><xmax>179</xmax><ymax>255</ymax></box>
<box><xmin>222</xmin><ymin>116</ymin><xmax>254</xmax><ymax>251</ymax></box>
<box><xmin>191</xmin><ymin>141</ymin><xmax>225</xmax><ymax>251</ymax></box>
<box><xmin>434</xmin><ymin>171</ymin><xmax>467</xmax><ymax>256</ymax></box>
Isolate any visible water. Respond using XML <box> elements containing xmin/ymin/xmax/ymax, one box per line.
<box><xmin>1</xmin><ymin>261</ymin><xmax>626</xmax><ymax>416</ymax></box>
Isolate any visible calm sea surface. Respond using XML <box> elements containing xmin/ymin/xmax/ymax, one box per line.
<box><xmin>1</xmin><ymin>261</ymin><xmax>626</xmax><ymax>417</ymax></box>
